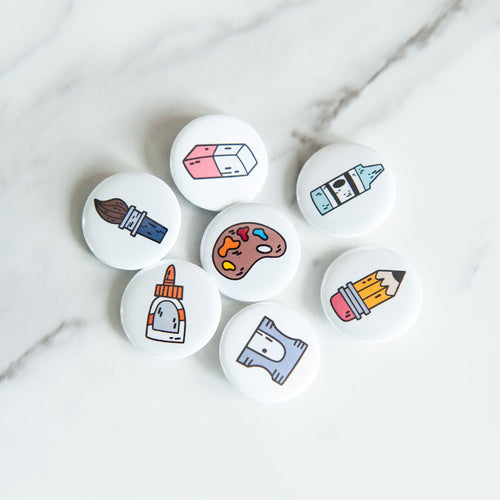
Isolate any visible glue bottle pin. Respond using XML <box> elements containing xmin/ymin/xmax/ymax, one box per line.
<box><xmin>145</xmin><ymin>264</ymin><xmax>186</xmax><ymax>343</ymax></box>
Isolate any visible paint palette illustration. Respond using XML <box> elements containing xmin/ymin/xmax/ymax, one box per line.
<box><xmin>212</xmin><ymin>222</ymin><xmax>286</xmax><ymax>280</ymax></box>
<box><xmin>145</xmin><ymin>264</ymin><xmax>186</xmax><ymax>343</ymax></box>
<box><xmin>94</xmin><ymin>197</ymin><xmax>168</xmax><ymax>244</ymax></box>
<box><xmin>330</xmin><ymin>269</ymin><xmax>405</xmax><ymax>322</ymax></box>
<box><xmin>201</xmin><ymin>203</ymin><xmax>300</xmax><ymax>301</ymax></box>
<box><xmin>183</xmin><ymin>143</ymin><xmax>257</xmax><ymax>179</ymax></box>
<box><xmin>310</xmin><ymin>163</ymin><xmax>384</xmax><ymax>216</ymax></box>
<box><xmin>236</xmin><ymin>316</ymin><xmax>308</xmax><ymax>385</ymax></box>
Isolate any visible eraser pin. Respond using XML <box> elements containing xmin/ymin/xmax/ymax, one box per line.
<box><xmin>169</xmin><ymin>115</ymin><xmax>268</xmax><ymax>210</ymax></box>
<box><xmin>183</xmin><ymin>144</ymin><xmax>257</xmax><ymax>179</ymax></box>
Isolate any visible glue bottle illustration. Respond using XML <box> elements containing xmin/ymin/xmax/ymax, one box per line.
<box><xmin>145</xmin><ymin>264</ymin><xmax>186</xmax><ymax>343</ymax></box>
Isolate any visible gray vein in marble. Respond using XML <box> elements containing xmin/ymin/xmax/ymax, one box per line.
<box><xmin>297</xmin><ymin>0</ymin><xmax>464</xmax><ymax>139</ymax></box>
<box><xmin>0</xmin><ymin>319</ymin><xmax>83</xmax><ymax>382</ymax></box>
<box><xmin>222</xmin><ymin>0</ymin><xmax>308</xmax><ymax>37</ymax></box>
<box><xmin>1</xmin><ymin>0</ymin><xmax>309</xmax><ymax>128</ymax></box>
<box><xmin>0</xmin><ymin>0</ymin><xmax>74</xmax><ymax>78</ymax></box>
<box><xmin>461</xmin><ymin>242</ymin><xmax>490</xmax><ymax>289</ymax></box>
<box><xmin>119</xmin><ymin>0</ymin><xmax>309</xmax><ymax>75</ymax></box>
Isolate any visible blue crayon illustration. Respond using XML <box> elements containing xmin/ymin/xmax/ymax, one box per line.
<box><xmin>94</xmin><ymin>198</ymin><xmax>167</xmax><ymax>244</ymax></box>
<box><xmin>310</xmin><ymin>163</ymin><xmax>384</xmax><ymax>215</ymax></box>
<box><xmin>236</xmin><ymin>316</ymin><xmax>307</xmax><ymax>385</ymax></box>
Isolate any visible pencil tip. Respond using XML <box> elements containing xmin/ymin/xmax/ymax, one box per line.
<box><xmin>392</xmin><ymin>271</ymin><xmax>406</xmax><ymax>283</ymax></box>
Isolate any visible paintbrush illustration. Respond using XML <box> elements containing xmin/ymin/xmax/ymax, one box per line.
<box><xmin>94</xmin><ymin>198</ymin><xmax>168</xmax><ymax>244</ymax></box>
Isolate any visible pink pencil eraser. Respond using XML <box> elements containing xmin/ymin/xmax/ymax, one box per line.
<box><xmin>330</xmin><ymin>292</ymin><xmax>355</xmax><ymax>322</ymax></box>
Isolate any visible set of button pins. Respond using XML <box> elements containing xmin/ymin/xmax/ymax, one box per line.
<box><xmin>81</xmin><ymin>114</ymin><xmax>422</xmax><ymax>403</ymax></box>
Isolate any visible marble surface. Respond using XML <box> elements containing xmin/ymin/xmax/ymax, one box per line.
<box><xmin>1</xmin><ymin>0</ymin><xmax>499</xmax><ymax>498</ymax></box>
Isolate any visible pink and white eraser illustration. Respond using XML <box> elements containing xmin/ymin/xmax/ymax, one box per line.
<box><xmin>183</xmin><ymin>144</ymin><xmax>257</xmax><ymax>179</ymax></box>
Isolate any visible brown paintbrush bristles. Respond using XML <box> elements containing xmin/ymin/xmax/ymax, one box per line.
<box><xmin>94</xmin><ymin>198</ymin><xmax>129</xmax><ymax>224</ymax></box>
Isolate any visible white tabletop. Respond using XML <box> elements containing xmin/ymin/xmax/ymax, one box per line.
<box><xmin>1</xmin><ymin>1</ymin><xmax>499</xmax><ymax>499</ymax></box>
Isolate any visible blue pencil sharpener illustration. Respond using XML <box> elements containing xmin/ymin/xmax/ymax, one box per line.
<box><xmin>310</xmin><ymin>163</ymin><xmax>384</xmax><ymax>215</ymax></box>
<box><xmin>236</xmin><ymin>316</ymin><xmax>308</xmax><ymax>385</ymax></box>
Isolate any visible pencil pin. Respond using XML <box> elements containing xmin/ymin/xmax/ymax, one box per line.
<box><xmin>330</xmin><ymin>269</ymin><xmax>405</xmax><ymax>322</ymax></box>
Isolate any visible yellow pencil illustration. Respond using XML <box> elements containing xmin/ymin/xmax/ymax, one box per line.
<box><xmin>330</xmin><ymin>270</ymin><xmax>405</xmax><ymax>321</ymax></box>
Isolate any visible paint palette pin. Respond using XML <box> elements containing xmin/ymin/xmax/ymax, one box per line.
<box><xmin>219</xmin><ymin>302</ymin><xmax>320</xmax><ymax>402</ymax></box>
<box><xmin>121</xmin><ymin>259</ymin><xmax>221</xmax><ymax>359</ymax></box>
<box><xmin>321</xmin><ymin>247</ymin><xmax>422</xmax><ymax>342</ymax></box>
<box><xmin>82</xmin><ymin>172</ymin><xmax>181</xmax><ymax>270</ymax></box>
<box><xmin>296</xmin><ymin>143</ymin><xmax>396</xmax><ymax>236</ymax></box>
<box><xmin>200</xmin><ymin>203</ymin><xmax>300</xmax><ymax>302</ymax></box>
<box><xmin>170</xmin><ymin>115</ymin><xmax>268</xmax><ymax>211</ymax></box>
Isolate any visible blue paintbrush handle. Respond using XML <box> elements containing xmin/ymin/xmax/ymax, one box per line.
<box><xmin>137</xmin><ymin>216</ymin><xmax>168</xmax><ymax>243</ymax></box>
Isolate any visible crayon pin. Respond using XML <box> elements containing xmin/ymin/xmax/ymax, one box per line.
<box><xmin>296</xmin><ymin>144</ymin><xmax>396</xmax><ymax>236</ymax></box>
<box><xmin>310</xmin><ymin>163</ymin><xmax>384</xmax><ymax>216</ymax></box>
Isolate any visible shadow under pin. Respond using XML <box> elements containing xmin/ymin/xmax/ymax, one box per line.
<box><xmin>236</xmin><ymin>316</ymin><xmax>307</xmax><ymax>385</ymax></box>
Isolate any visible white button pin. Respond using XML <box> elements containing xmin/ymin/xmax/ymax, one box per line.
<box><xmin>219</xmin><ymin>302</ymin><xmax>320</xmax><ymax>402</ymax></box>
<box><xmin>321</xmin><ymin>247</ymin><xmax>422</xmax><ymax>342</ymax></box>
<box><xmin>200</xmin><ymin>203</ymin><xmax>300</xmax><ymax>302</ymax></box>
<box><xmin>121</xmin><ymin>259</ymin><xmax>221</xmax><ymax>359</ymax></box>
<box><xmin>170</xmin><ymin>115</ymin><xmax>268</xmax><ymax>211</ymax></box>
<box><xmin>296</xmin><ymin>143</ymin><xmax>396</xmax><ymax>236</ymax></box>
<box><xmin>82</xmin><ymin>172</ymin><xmax>181</xmax><ymax>270</ymax></box>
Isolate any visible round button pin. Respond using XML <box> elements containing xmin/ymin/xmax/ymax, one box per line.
<box><xmin>120</xmin><ymin>259</ymin><xmax>221</xmax><ymax>358</ymax></box>
<box><xmin>200</xmin><ymin>203</ymin><xmax>300</xmax><ymax>302</ymax></box>
<box><xmin>219</xmin><ymin>302</ymin><xmax>320</xmax><ymax>402</ymax></box>
<box><xmin>296</xmin><ymin>143</ymin><xmax>396</xmax><ymax>236</ymax></box>
<box><xmin>170</xmin><ymin>115</ymin><xmax>268</xmax><ymax>211</ymax></box>
<box><xmin>82</xmin><ymin>172</ymin><xmax>181</xmax><ymax>270</ymax></box>
<box><xmin>321</xmin><ymin>247</ymin><xmax>422</xmax><ymax>342</ymax></box>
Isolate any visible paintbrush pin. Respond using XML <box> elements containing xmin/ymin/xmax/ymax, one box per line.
<box><xmin>94</xmin><ymin>198</ymin><xmax>167</xmax><ymax>244</ymax></box>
